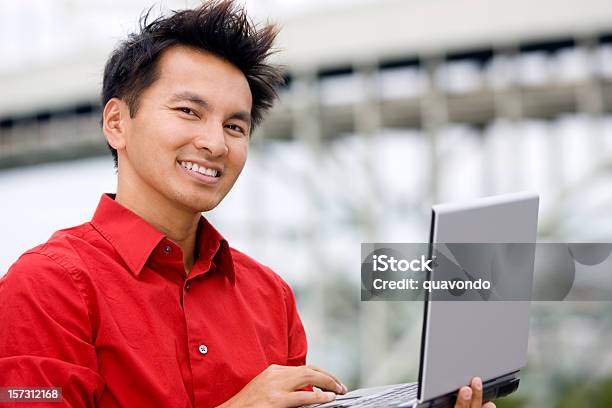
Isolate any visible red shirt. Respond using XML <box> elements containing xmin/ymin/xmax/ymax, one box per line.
<box><xmin>0</xmin><ymin>193</ymin><xmax>308</xmax><ymax>407</ymax></box>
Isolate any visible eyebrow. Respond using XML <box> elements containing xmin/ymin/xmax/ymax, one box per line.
<box><xmin>168</xmin><ymin>91</ymin><xmax>252</xmax><ymax>126</ymax></box>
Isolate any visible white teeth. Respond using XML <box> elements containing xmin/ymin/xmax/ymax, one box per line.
<box><xmin>179</xmin><ymin>161</ymin><xmax>219</xmax><ymax>177</ymax></box>
<box><xmin>197</xmin><ymin>167</ymin><xmax>216</xmax><ymax>177</ymax></box>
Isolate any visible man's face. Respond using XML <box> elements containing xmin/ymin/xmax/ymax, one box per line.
<box><xmin>119</xmin><ymin>45</ymin><xmax>252</xmax><ymax>213</ymax></box>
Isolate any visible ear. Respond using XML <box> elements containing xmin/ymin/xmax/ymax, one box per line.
<box><xmin>102</xmin><ymin>98</ymin><xmax>130</xmax><ymax>151</ymax></box>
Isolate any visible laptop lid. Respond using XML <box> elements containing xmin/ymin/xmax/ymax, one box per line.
<box><xmin>417</xmin><ymin>192</ymin><xmax>539</xmax><ymax>401</ymax></box>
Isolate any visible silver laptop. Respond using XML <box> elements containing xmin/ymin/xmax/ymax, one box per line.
<box><xmin>310</xmin><ymin>191</ymin><xmax>539</xmax><ymax>408</ymax></box>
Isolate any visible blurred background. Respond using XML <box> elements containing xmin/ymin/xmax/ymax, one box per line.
<box><xmin>2</xmin><ymin>0</ymin><xmax>612</xmax><ymax>406</ymax></box>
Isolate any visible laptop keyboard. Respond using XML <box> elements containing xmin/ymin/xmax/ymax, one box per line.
<box><xmin>312</xmin><ymin>383</ymin><xmax>418</xmax><ymax>408</ymax></box>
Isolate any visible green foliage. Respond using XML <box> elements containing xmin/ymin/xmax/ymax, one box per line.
<box><xmin>555</xmin><ymin>377</ymin><xmax>612</xmax><ymax>408</ymax></box>
<box><xmin>494</xmin><ymin>395</ymin><xmax>528</xmax><ymax>408</ymax></box>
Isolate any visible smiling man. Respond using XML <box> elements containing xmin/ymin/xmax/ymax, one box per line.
<box><xmin>0</xmin><ymin>2</ymin><xmax>347</xmax><ymax>407</ymax></box>
<box><xmin>0</xmin><ymin>1</ymin><xmax>490</xmax><ymax>408</ymax></box>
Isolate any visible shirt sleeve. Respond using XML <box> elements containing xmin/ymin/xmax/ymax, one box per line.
<box><xmin>0</xmin><ymin>252</ymin><xmax>105</xmax><ymax>407</ymax></box>
<box><xmin>280</xmin><ymin>281</ymin><xmax>308</xmax><ymax>367</ymax></box>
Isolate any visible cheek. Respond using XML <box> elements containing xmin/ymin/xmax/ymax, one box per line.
<box><xmin>131</xmin><ymin>118</ymin><xmax>190</xmax><ymax>161</ymax></box>
<box><xmin>227</xmin><ymin>139</ymin><xmax>249</xmax><ymax>172</ymax></box>
<box><xmin>129</xmin><ymin>135</ymin><xmax>167</xmax><ymax>172</ymax></box>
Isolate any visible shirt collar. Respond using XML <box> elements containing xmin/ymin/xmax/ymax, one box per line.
<box><xmin>90</xmin><ymin>193</ymin><xmax>235</xmax><ymax>283</ymax></box>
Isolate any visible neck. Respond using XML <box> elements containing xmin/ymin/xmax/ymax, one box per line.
<box><xmin>115</xmin><ymin>166</ymin><xmax>200</xmax><ymax>274</ymax></box>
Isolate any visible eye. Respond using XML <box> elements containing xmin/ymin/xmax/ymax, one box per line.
<box><xmin>225</xmin><ymin>123</ymin><xmax>246</xmax><ymax>135</ymax></box>
<box><xmin>177</xmin><ymin>107</ymin><xmax>197</xmax><ymax>117</ymax></box>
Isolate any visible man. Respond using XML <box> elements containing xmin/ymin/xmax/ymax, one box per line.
<box><xmin>0</xmin><ymin>1</ymin><xmax>492</xmax><ymax>407</ymax></box>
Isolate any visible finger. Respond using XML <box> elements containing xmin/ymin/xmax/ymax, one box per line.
<box><xmin>305</xmin><ymin>364</ymin><xmax>347</xmax><ymax>393</ymax></box>
<box><xmin>482</xmin><ymin>403</ymin><xmax>496</xmax><ymax>408</ymax></box>
<box><xmin>286</xmin><ymin>389</ymin><xmax>336</xmax><ymax>407</ymax></box>
<box><xmin>454</xmin><ymin>386</ymin><xmax>472</xmax><ymax>408</ymax></box>
<box><xmin>469</xmin><ymin>377</ymin><xmax>483</xmax><ymax>408</ymax></box>
<box><xmin>291</xmin><ymin>366</ymin><xmax>344</xmax><ymax>394</ymax></box>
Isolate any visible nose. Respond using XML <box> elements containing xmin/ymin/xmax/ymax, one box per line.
<box><xmin>193</xmin><ymin>121</ymin><xmax>229</xmax><ymax>157</ymax></box>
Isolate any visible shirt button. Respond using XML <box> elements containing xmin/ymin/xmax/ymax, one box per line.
<box><xmin>163</xmin><ymin>245</ymin><xmax>172</xmax><ymax>254</ymax></box>
<box><xmin>185</xmin><ymin>282</ymin><xmax>191</xmax><ymax>292</ymax></box>
<box><xmin>198</xmin><ymin>344</ymin><xmax>208</xmax><ymax>355</ymax></box>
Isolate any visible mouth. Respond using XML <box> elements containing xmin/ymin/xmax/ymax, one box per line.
<box><xmin>177</xmin><ymin>160</ymin><xmax>222</xmax><ymax>184</ymax></box>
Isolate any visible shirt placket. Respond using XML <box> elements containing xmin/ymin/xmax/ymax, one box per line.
<box><xmin>182</xmin><ymin>243</ymin><xmax>222</xmax><ymax>406</ymax></box>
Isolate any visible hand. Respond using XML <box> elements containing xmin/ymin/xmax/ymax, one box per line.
<box><xmin>218</xmin><ymin>364</ymin><xmax>348</xmax><ymax>408</ymax></box>
<box><xmin>454</xmin><ymin>377</ymin><xmax>496</xmax><ymax>408</ymax></box>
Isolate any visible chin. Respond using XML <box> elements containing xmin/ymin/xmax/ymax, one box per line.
<box><xmin>196</xmin><ymin>201</ymin><xmax>220</xmax><ymax>212</ymax></box>
<box><xmin>190</xmin><ymin>195</ymin><xmax>223</xmax><ymax>213</ymax></box>
<box><xmin>164</xmin><ymin>188</ymin><xmax>218</xmax><ymax>213</ymax></box>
